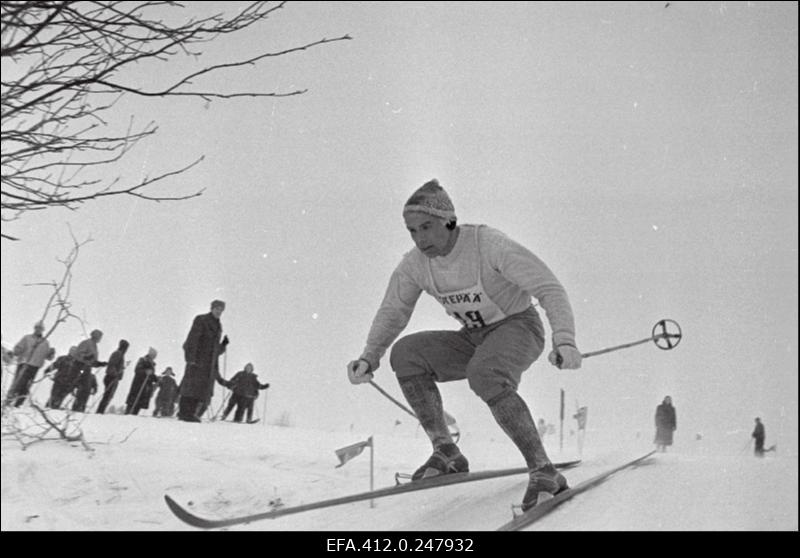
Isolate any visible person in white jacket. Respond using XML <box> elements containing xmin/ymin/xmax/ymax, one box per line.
<box><xmin>7</xmin><ymin>321</ymin><xmax>54</xmax><ymax>407</ymax></box>
<box><xmin>347</xmin><ymin>179</ymin><xmax>582</xmax><ymax>511</ymax></box>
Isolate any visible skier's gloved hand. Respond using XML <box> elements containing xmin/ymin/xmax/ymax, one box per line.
<box><xmin>222</xmin><ymin>335</ymin><xmax>229</xmax><ymax>346</ymax></box>
<box><xmin>548</xmin><ymin>344</ymin><xmax>582</xmax><ymax>370</ymax></box>
<box><xmin>347</xmin><ymin>359</ymin><xmax>373</xmax><ymax>385</ymax></box>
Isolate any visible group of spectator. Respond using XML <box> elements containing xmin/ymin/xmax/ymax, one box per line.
<box><xmin>2</xmin><ymin>300</ymin><xmax>269</xmax><ymax>424</ymax></box>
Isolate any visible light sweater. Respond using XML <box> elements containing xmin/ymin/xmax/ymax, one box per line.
<box><xmin>13</xmin><ymin>333</ymin><xmax>52</xmax><ymax>368</ymax></box>
<box><xmin>361</xmin><ymin>224</ymin><xmax>577</xmax><ymax>370</ymax></box>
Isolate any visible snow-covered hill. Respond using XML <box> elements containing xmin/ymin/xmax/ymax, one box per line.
<box><xmin>1</xmin><ymin>408</ymin><xmax>796</xmax><ymax>532</ymax></box>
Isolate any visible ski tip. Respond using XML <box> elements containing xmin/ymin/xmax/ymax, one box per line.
<box><xmin>164</xmin><ymin>494</ymin><xmax>189</xmax><ymax>518</ymax></box>
<box><xmin>164</xmin><ymin>494</ymin><xmax>214</xmax><ymax>529</ymax></box>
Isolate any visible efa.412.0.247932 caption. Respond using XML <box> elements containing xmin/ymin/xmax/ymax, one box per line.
<box><xmin>325</xmin><ymin>538</ymin><xmax>474</xmax><ymax>552</ymax></box>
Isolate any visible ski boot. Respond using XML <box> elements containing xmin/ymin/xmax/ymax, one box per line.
<box><xmin>521</xmin><ymin>464</ymin><xmax>569</xmax><ymax>511</ymax></box>
<box><xmin>411</xmin><ymin>443</ymin><xmax>469</xmax><ymax>481</ymax></box>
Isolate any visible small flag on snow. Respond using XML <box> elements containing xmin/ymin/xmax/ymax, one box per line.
<box><xmin>335</xmin><ymin>437</ymin><xmax>372</xmax><ymax>468</ymax></box>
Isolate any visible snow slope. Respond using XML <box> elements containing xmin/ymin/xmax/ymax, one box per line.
<box><xmin>1</xmin><ymin>408</ymin><xmax>796</xmax><ymax>533</ymax></box>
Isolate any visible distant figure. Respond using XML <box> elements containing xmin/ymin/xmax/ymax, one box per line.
<box><xmin>752</xmin><ymin>417</ymin><xmax>766</xmax><ymax>457</ymax></box>
<box><xmin>125</xmin><ymin>348</ymin><xmax>158</xmax><ymax>415</ymax></box>
<box><xmin>153</xmin><ymin>367</ymin><xmax>179</xmax><ymax>418</ymax></box>
<box><xmin>71</xmin><ymin>368</ymin><xmax>98</xmax><ymax>412</ymax></box>
<box><xmin>218</xmin><ymin>362</ymin><xmax>269</xmax><ymax>423</ymax></box>
<box><xmin>45</xmin><ymin>346</ymin><xmax>79</xmax><ymax>409</ymax></box>
<box><xmin>96</xmin><ymin>339</ymin><xmax>130</xmax><ymax>414</ymax></box>
<box><xmin>654</xmin><ymin>395</ymin><xmax>677</xmax><ymax>452</ymax></box>
<box><xmin>6</xmin><ymin>321</ymin><xmax>54</xmax><ymax>407</ymax></box>
<box><xmin>573</xmin><ymin>406</ymin><xmax>588</xmax><ymax>456</ymax></box>
<box><xmin>537</xmin><ymin>418</ymin><xmax>548</xmax><ymax>437</ymax></box>
<box><xmin>178</xmin><ymin>300</ymin><xmax>229</xmax><ymax>423</ymax></box>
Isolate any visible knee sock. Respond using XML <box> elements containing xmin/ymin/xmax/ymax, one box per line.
<box><xmin>398</xmin><ymin>374</ymin><xmax>453</xmax><ymax>449</ymax></box>
<box><xmin>488</xmin><ymin>391</ymin><xmax>550</xmax><ymax>470</ymax></box>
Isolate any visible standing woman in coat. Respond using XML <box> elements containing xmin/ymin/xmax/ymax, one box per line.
<box><xmin>153</xmin><ymin>367</ymin><xmax>179</xmax><ymax>417</ymax></box>
<box><xmin>654</xmin><ymin>395</ymin><xmax>677</xmax><ymax>452</ymax></box>
<box><xmin>177</xmin><ymin>300</ymin><xmax>229</xmax><ymax>422</ymax></box>
<box><xmin>125</xmin><ymin>348</ymin><xmax>158</xmax><ymax>415</ymax></box>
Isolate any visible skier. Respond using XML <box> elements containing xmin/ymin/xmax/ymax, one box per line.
<box><xmin>96</xmin><ymin>339</ymin><xmax>130</xmax><ymax>414</ymax></box>
<box><xmin>218</xmin><ymin>362</ymin><xmax>269</xmax><ymax>423</ymax></box>
<box><xmin>346</xmin><ymin>179</ymin><xmax>582</xmax><ymax>511</ymax></box>
<box><xmin>654</xmin><ymin>396</ymin><xmax>677</xmax><ymax>452</ymax></box>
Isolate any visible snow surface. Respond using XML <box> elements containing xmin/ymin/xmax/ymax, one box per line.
<box><xmin>1</xmin><ymin>407</ymin><xmax>796</xmax><ymax>533</ymax></box>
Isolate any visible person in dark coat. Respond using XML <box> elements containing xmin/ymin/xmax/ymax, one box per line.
<box><xmin>177</xmin><ymin>300</ymin><xmax>229</xmax><ymax>422</ymax></box>
<box><xmin>71</xmin><ymin>369</ymin><xmax>98</xmax><ymax>412</ymax></box>
<box><xmin>153</xmin><ymin>367</ymin><xmax>179</xmax><ymax>417</ymax></box>
<box><xmin>52</xmin><ymin>329</ymin><xmax>107</xmax><ymax>409</ymax></box>
<box><xmin>96</xmin><ymin>339</ymin><xmax>130</xmax><ymax>414</ymax></box>
<box><xmin>654</xmin><ymin>395</ymin><xmax>677</xmax><ymax>452</ymax></box>
<box><xmin>125</xmin><ymin>348</ymin><xmax>158</xmax><ymax>415</ymax></box>
<box><xmin>45</xmin><ymin>346</ymin><xmax>78</xmax><ymax>409</ymax></box>
<box><xmin>752</xmin><ymin>417</ymin><xmax>766</xmax><ymax>457</ymax></box>
<box><xmin>218</xmin><ymin>363</ymin><xmax>269</xmax><ymax>423</ymax></box>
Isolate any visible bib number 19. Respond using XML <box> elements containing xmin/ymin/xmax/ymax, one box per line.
<box><xmin>453</xmin><ymin>311</ymin><xmax>486</xmax><ymax>328</ymax></box>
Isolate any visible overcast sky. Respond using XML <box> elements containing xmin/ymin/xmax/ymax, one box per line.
<box><xmin>2</xmin><ymin>2</ymin><xmax>797</xmax><ymax>452</ymax></box>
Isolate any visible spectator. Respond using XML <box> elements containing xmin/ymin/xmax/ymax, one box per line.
<box><xmin>752</xmin><ymin>417</ymin><xmax>766</xmax><ymax>457</ymax></box>
<box><xmin>153</xmin><ymin>367</ymin><xmax>179</xmax><ymax>418</ymax></box>
<box><xmin>654</xmin><ymin>396</ymin><xmax>677</xmax><ymax>452</ymax></box>
<box><xmin>177</xmin><ymin>300</ymin><xmax>229</xmax><ymax>423</ymax></box>
<box><xmin>73</xmin><ymin>329</ymin><xmax>108</xmax><ymax>375</ymax></box>
<box><xmin>96</xmin><ymin>339</ymin><xmax>130</xmax><ymax>414</ymax></box>
<box><xmin>125</xmin><ymin>348</ymin><xmax>158</xmax><ymax>415</ymax></box>
<box><xmin>71</xmin><ymin>368</ymin><xmax>98</xmax><ymax>412</ymax></box>
<box><xmin>45</xmin><ymin>346</ymin><xmax>79</xmax><ymax>409</ymax></box>
<box><xmin>6</xmin><ymin>321</ymin><xmax>55</xmax><ymax>407</ymax></box>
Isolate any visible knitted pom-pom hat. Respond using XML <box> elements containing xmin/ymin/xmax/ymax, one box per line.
<box><xmin>402</xmin><ymin>179</ymin><xmax>456</xmax><ymax>221</ymax></box>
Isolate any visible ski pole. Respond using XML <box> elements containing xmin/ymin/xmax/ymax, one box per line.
<box><xmin>128</xmin><ymin>371</ymin><xmax>149</xmax><ymax>414</ymax></box>
<box><xmin>369</xmin><ymin>380</ymin><xmax>417</xmax><ymax>419</ymax></box>
<box><xmin>369</xmin><ymin>380</ymin><xmax>459</xmax><ymax>433</ymax></box>
<box><xmin>213</xmin><ymin>351</ymin><xmax>229</xmax><ymax>418</ymax></box>
<box><xmin>558</xmin><ymin>319</ymin><xmax>682</xmax><ymax>365</ymax></box>
<box><xmin>262</xmin><ymin>389</ymin><xmax>268</xmax><ymax>428</ymax></box>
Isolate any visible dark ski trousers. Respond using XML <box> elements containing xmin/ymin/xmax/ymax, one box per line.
<box><xmin>238</xmin><ymin>398</ymin><xmax>255</xmax><ymax>423</ymax></box>
<box><xmin>7</xmin><ymin>364</ymin><xmax>40</xmax><ymax>407</ymax></box>
<box><xmin>96</xmin><ymin>380</ymin><xmax>118</xmax><ymax>414</ymax></box>
<box><xmin>47</xmin><ymin>382</ymin><xmax>73</xmax><ymax>409</ymax></box>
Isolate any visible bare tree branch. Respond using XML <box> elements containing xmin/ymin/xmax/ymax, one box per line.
<box><xmin>1</xmin><ymin>1</ymin><xmax>352</xmax><ymax>239</ymax></box>
<box><xmin>2</xmin><ymin>226</ymin><xmax>107</xmax><ymax>451</ymax></box>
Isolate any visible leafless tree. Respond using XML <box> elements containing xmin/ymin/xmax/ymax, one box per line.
<box><xmin>1</xmin><ymin>227</ymin><xmax>95</xmax><ymax>447</ymax></box>
<box><xmin>1</xmin><ymin>1</ymin><xmax>351</xmax><ymax>240</ymax></box>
